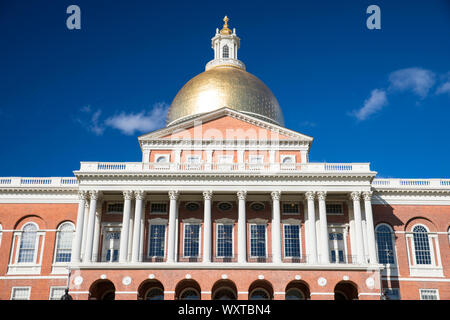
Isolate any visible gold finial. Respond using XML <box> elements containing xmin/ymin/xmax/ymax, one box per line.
<box><xmin>220</xmin><ymin>15</ymin><xmax>232</xmax><ymax>35</ymax></box>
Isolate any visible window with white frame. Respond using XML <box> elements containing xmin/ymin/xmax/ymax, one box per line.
<box><xmin>17</xmin><ymin>223</ymin><xmax>38</xmax><ymax>263</ymax></box>
<box><xmin>328</xmin><ymin>226</ymin><xmax>347</xmax><ymax>263</ymax></box>
<box><xmin>326</xmin><ymin>203</ymin><xmax>343</xmax><ymax>215</ymax></box>
<box><xmin>49</xmin><ymin>287</ymin><xmax>66</xmax><ymax>300</ymax></box>
<box><xmin>216</xmin><ymin>224</ymin><xmax>233</xmax><ymax>257</ymax></box>
<box><xmin>186</xmin><ymin>155</ymin><xmax>201</xmax><ymax>169</ymax></box>
<box><xmin>150</xmin><ymin>202</ymin><xmax>168</xmax><ymax>214</ymax></box>
<box><xmin>250</xmin><ymin>224</ymin><xmax>266</xmax><ymax>257</ymax></box>
<box><xmin>101</xmin><ymin>225</ymin><xmax>121</xmax><ymax>262</ymax></box>
<box><xmin>183</xmin><ymin>224</ymin><xmax>201</xmax><ymax>257</ymax></box>
<box><xmin>419</xmin><ymin>289</ymin><xmax>439</xmax><ymax>300</ymax></box>
<box><xmin>249</xmin><ymin>155</ymin><xmax>264</xmax><ymax>164</ymax></box>
<box><xmin>54</xmin><ymin>222</ymin><xmax>75</xmax><ymax>263</ymax></box>
<box><xmin>283</xmin><ymin>224</ymin><xmax>301</xmax><ymax>258</ymax></box>
<box><xmin>412</xmin><ymin>225</ymin><xmax>432</xmax><ymax>265</ymax></box>
<box><xmin>375</xmin><ymin>224</ymin><xmax>396</xmax><ymax>265</ymax></box>
<box><xmin>222</xmin><ymin>45</ymin><xmax>229</xmax><ymax>58</ymax></box>
<box><xmin>11</xmin><ymin>287</ymin><xmax>31</xmax><ymax>300</ymax></box>
<box><xmin>155</xmin><ymin>154</ymin><xmax>170</xmax><ymax>163</ymax></box>
<box><xmin>282</xmin><ymin>202</ymin><xmax>299</xmax><ymax>215</ymax></box>
<box><xmin>280</xmin><ymin>155</ymin><xmax>296</xmax><ymax>165</ymax></box>
<box><xmin>148</xmin><ymin>224</ymin><xmax>166</xmax><ymax>257</ymax></box>
<box><xmin>106</xmin><ymin>202</ymin><xmax>124</xmax><ymax>214</ymax></box>
<box><xmin>0</xmin><ymin>224</ymin><xmax>2</xmax><ymax>247</ymax></box>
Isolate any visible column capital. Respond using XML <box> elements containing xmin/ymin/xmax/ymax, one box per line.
<box><xmin>270</xmin><ymin>191</ymin><xmax>281</xmax><ymax>201</ymax></box>
<box><xmin>237</xmin><ymin>190</ymin><xmax>247</xmax><ymax>201</ymax></box>
<box><xmin>317</xmin><ymin>191</ymin><xmax>327</xmax><ymax>201</ymax></box>
<box><xmin>168</xmin><ymin>190</ymin><xmax>180</xmax><ymax>201</ymax></box>
<box><xmin>77</xmin><ymin>190</ymin><xmax>88</xmax><ymax>200</ymax></box>
<box><xmin>305</xmin><ymin>191</ymin><xmax>316</xmax><ymax>201</ymax></box>
<box><xmin>362</xmin><ymin>191</ymin><xmax>373</xmax><ymax>201</ymax></box>
<box><xmin>89</xmin><ymin>190</ymin><xmax>100</xmax><ymax>200</ymax></box>
<box><xmin>350</xmin><ymin>191</ymin><xmax>361</xmax><ymax>201</ymax></box>
<box><xmin>134</xmin><ymin>190</ymin><xmax>146</xmax><ymax>200</ymax></box>
<box><xmin>203</xmin><ymin>190</ymin><xmax>213</xmax><ymax>200</ymax></box>
<box><xmin>123</xmin><ymin>190</ymin><xmax>134</xmax><ymax>200</ymax></box>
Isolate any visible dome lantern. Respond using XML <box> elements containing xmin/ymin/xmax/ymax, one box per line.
<box><xmin>205</xmin><ymin>16</ymin><xmax>245</xmax><ymax>71</ymax></box>
<box><xmin>165</xmin><ymin>17</ymin><xmax>285</xmax><ymax>127</ymax></box>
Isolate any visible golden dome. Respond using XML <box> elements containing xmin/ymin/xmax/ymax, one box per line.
<box><xmin>166</xmin><ymin>66</ymin><xmax>285</xmax><ymax>126</ymax></box>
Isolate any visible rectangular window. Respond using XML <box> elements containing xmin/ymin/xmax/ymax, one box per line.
<box><xmin>326</xmin><ymin>203</ymin><xmax>343</xmax><ymax>215</ymax></box>
<box><xmin>282</xmin><ymin>203</ymin><xmax>299</xmax><ymax>215</ymax></box>
<box><xmin>420</xmin><ymin>289</ymin><xmax>439</xmax><ymax>300</ymax></box>
<box><xmin>148</xmin><ymin>224</ymin><xmax>166</xmax><ymax>257</ymax></box>
<box><xmin>49</xmin><ymin>287</ymin><xmax>66</xmax><ymax>300</ymax></box>
<box><xmin>55</xmin><ymin>231</ymin><xmax>73</xmax><ymax>263</ymax></box>
<box><xmin>102</xmin><ymin>231</ymin><xmax>120</xmax><ymax>262</ymax></box>
<box><xmin>11</xmin><ymin>287</ymin><xmax>30</xmax><ymax>300</ymax></box>
<box><xmin>183</xmin><ymin>224</ymin><xmax>200</xmax><ymax>257</ymax></box>
<box><xmin>249</xmin><ymin>155</ymin><xmax>264</xmax><ymax>164</ymax></box>
<box><xmin>150</xmin><ymin>203</ymin><xmax>168</xmax><ymax>214</ymax></box>
<box><xmin>107</xmin><ymin>202</ymin><xmax>124</xmax><ymax>213</ymax></box>
<box><xmin>329</xmin><ymin>231</ymin><xmax>346</xmax><ymax>263</ymax></box>
<box><xmin>250</xmin><ymin>224</ymin><xmax>266</xmax><ymax>257</ymax></box>
<box><xmin>284</xmin><ymin>225</ymin><xmax>301</xmax><ymax>258</ymax></box>
<box><xmin>216</xmin><ymin>224</ymin><xmax>233</xmax><ymax>257</ymax></box>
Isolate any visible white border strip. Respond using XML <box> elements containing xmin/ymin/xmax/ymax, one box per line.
<box><xmin>382</xmin><ymin>277</ymin><xmax>450</xmax><ymax>282</ymax></box>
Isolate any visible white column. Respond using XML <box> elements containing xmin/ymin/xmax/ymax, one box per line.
<box><xmin>167</xmin><ymin>190</ymin><xmax>179</xmax><ymax>263</ymax></box>
<box><xmin>81</xmin><ymin>200</ymin><xmax>90</xmax><ymax>261</ymax></box>
<box><xmin>119</xmin><ymin>190</ymin><xmax>133</xmax><ymax>263</ymax></box>
<box><xmin>305</xmin><ymin>192</ymin><xmax>318</xmax><ymax>264</ymax></box>
<box><xmin>317</xmin><ymin>191</ymin><xmax>330</xmax><ymax>264</ymax></box>
<box><xmin>202</xmin><ymin>191</ymin><xmax>213</xmax><ymax>263</ymax></box>
<box><xmin>271</xmin><ymin>191</ymin><xmax>282</xmax><ymax>264</ymax></box>
<box><xmin>131</xmin><ymin>190</ymin><xmax>145</xmax><ymax>263</ymax></box>
<box><xmin>84</xmin><ymin>190</ymin><xmax>99</xmax><ymax>263</ymax></box>
<box><xmin>92</xmin><ymin>200</ymin><xmax>102</xmax><ymax>262</ymax></box>
<box><xmin>139</xmin><ymin>201</ymin><xmax>145</xmax><ymax>262</ymax></box>
<box><xmin>363</xmin><ymin>191</ymin><xmax>378</xmax><ymax>264</ymax></box>
<box><xmin>350</xmin><ymin>191</ymin><xmax>365</xmax><ymax>264</ymax></box>
<box><xmin>71</xmin><ymin>191</ymin><xmax>87</xmax><ymax>263</ymax></box>
<box><xmin>237</xmin><ymin>190</ymin><xmax>247</xmax><ymax>263</ymax></box>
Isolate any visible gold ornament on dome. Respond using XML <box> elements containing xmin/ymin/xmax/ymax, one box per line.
<box><xmin>166</xmin><ymin>66</ymin><xmax>285</xmax><ymax>127</ymax></box>
<box><xmin>220</xmin><ymin>15</ymin><xmax>232</xmax><ymax>35</ymax></box>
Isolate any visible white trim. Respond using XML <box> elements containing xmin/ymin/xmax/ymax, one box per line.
<box><xmin>419</xmin><ymin>288</ymin><xmax>440</xmax><ymax>300</ymax></box>
<box><xmin>381</xmin><ymin>277</ymin><xmax>450</xmax><ymax>282</ymax></box>
<box><xmin>147</xmin><ymin>221</ymin><xmax>167</xmax><ymax>259</ymax></box>
<box><xmin>358</xmin><ymin>292</ymin><xmax>381</xmax><ymax>296</ymax></box>
<box><xmin>0</xmin><ymin>275</ymin><xmax>67</xmax><ymax>280</ymax></box>
<box><xmin>49</xmin><ymin>286</ymin><xmax>67</xmax><ymax>300</ymax></box>
<box><xmin>375</xmin><ymin>223</ymin><xmax>398</xmax><ymax>267</ymax></box>
<box><xmin>282</xmin><ymin>222</ymin><xmax>302</xmax><ymax>259</ymax></box>
<box><xmin>310</xmin><ymin>292</ymin><xmax>334</xmax><ymax>295</ymax></box>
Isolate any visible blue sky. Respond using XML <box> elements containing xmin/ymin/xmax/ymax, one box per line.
<box><xmin>0</xmin><ymin>0</ymin><xmax>449</xmax><ymax>178</ymax></box>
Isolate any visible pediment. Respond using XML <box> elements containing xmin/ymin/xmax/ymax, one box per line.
<box><xmin>138</xmin><ymin>107</ymin><xmax>313</xmax><ymax>143</ymax></box>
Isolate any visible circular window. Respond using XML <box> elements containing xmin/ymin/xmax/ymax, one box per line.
<box><xmin>250</xmin><ymin>202</ymin><xmax>265</xmax><ymax>211</ymax></box>
<box><xmin>218</xmin><ymin>202</ymin><xmax>233</xmax><ymax>211</ymax></box>
<box><xmin>185</xmin><ymin>202</ymin><xmax>200</xmax><ymax>211</ymax></box>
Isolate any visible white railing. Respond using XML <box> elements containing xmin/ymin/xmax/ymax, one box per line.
<box><xmin>78</xmin><ymin>162</ymin><xmax>372</xmax><ymax>174</ymax></box>
<box><xmin>373</xmin><ymin>178</ymin><xmax>450</xmax><ymax>189</ymax></box>
<box><xmin>0</xmin><ymin>177</ymin><xmax>78</xmax><ymax>188</ymax></box>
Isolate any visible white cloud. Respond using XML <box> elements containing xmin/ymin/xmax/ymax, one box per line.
<box><xmin>351</xmin><ymin>89</ymin><xmax>388</xmax><ymax>121</ymax></box>
<box><xmin>75</xmin><ymin>105</ymin><xmax>105</xmax><ymax>135</ymax></box>
<box><xmin>104</xmin><ymin>102</ymin><xmax>169</xmax><ymax>135</ymax></box>
<box><xmin>388</xmin><ymin>67</ymin><xmax>436</xmax><ymax>98</ymax></box>
<box><xmin>436</xmin><ymin>82</ymin><xmax>450</xmax><ymax>95</ymax></box>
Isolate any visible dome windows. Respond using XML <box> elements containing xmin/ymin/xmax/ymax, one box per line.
<box><xmin>222</xmin><ymin>45</ymin><xmax>229</xmax><ymax>58</ymax></box>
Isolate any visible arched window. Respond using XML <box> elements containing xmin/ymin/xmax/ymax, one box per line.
<box><xmin>180</xmin><ymin>288</ymin><xmax>200</xmax><ymax>300</ymax></box>
<box><xmin>285</xmin><ymin>288</ymin><xmax>305</xmax><ymax>300</ymax></box>
<box><xmin>222</xmin><ymin>45</ymin><xmax>229</xmax><ymax>58</ymax></box>
<box><xmin>412</xmin><ymin>225</ymin><xmax>432</xmax><ymax>265</ymax></box>
<box><xmin>375</xmin><ymin>224</ymin><xmax>395</xmax><ymax>264</ymax></box>
<box><xmin>55</xmin><ymin>222</ymin><xmax>75</xmax><ymax>263</ymax></box>
<box><xmin>249</xmin><ymin>289</ymin><xmax>270</xmax><ymax>300</ymax></box>
<box><xmin>18</xmin><ymin>223</ymin><xmax>38</xmax><ymax>263</ymax></box>
<box><xmin>145</xmin><ymin>288</ymin><xmax>164</xmax><ymax>300</ymax></box>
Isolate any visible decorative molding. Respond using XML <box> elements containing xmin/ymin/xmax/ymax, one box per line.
<box><xmin>237</xmin><ymin>190</ymin><xmax>247</xmax><ymax>201</ymax></box>
<box><xmin>202</xmin><ymin>190</ymin><xmax>213</xmax><ymax>200</ymax></box>
<box><xmin>123</xmin><ymin>190</ymin><xmax>134</xmax><ymax>200</ymax></box>
<box><xmin>305</xmin><ymin>191</ymin><xmax>315</xmax><ymax>201</ymax></box>
<box><xmin>350</xmin><ymin>191</ymin><xmax>361</xmax><ymax>201</ymax></box>
<box><xmin>362</xmin><ymin>191</ymin><xmax>373</xmax><ymax>201</ymax></box>
<box><xmin>317</xmin><ymin>191</ymin><xmax>327</xmax><ymax>201</ymax></box>
<box><xmin>134</xmin><ymin>190</ymin><xmax>146</xmax><ymax>200</ymax></box>
<box><xmin>270</xmin><ymin>191</ymin><xmax>281</xmax><ymax>201</ymax></box>
<box><xmin>168</xmin><ymin>190</ymin><xmax>179</xmax><ymax>201</ymax></box>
